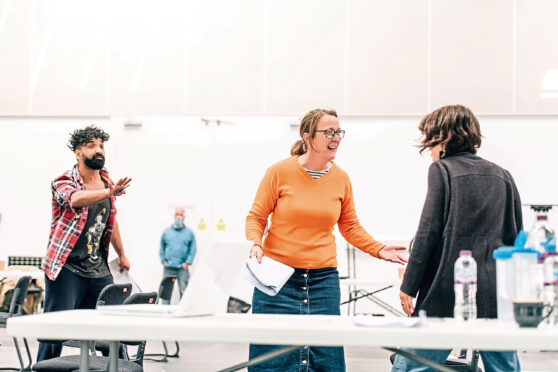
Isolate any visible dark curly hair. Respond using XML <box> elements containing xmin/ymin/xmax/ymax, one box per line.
<box><xmin>418</xmin><ymin>104</ymin><xmax>482</xmax><ymax>155</ymax></box>
<box><xmin>67</xmin><ymin>125</ymin><xmax>110</xmax><ymax>152</ymax></box>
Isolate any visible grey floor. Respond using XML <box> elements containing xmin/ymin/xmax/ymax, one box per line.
<box><xmin>2</xmin><ymin>329</ymin><xmax>558</xmax><ymax>371</ymax></box>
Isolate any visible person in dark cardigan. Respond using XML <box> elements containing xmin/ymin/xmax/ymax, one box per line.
<box><xmin>392</xmin><ymin>105</ymin><xmax>523</xmax><ymax>372</ymax></box>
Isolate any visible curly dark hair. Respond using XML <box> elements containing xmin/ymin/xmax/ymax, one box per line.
<box><xmin>418</xmin><ymin>104</ymin><xmax>482</xmax><ymax>155</ymax></box>
<box><xmin>67</xmin><ymin>125</ymin><xmax>110</xmax><ymax>151</ymax></box>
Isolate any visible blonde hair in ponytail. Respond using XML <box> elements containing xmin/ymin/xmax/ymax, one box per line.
<box><xmin>290</xmin><ymin>108</ymin><xmax>337</xmax><ymax>156</ymax></box>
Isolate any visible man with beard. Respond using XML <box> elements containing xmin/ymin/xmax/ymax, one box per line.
<box><xmin>37</xmin><ymin>125</ymin><xmax>132</xmax><ymax>361</ymax></box>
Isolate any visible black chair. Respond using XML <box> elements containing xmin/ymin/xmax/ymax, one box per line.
<box><xmin>32</xmin><ymin>291</ymin><xmax>157</xmax><ymax>372</ymax></box>
<box><xmin>0</xmin><ymin>275</ymin><xmax>33</xmax><ymax>372</ymax></box>
<box><xmin>142</xmin><ymin>276</ymin><xmax>180</xmax><ymax>362</ymax></box>
<box><xmin>95</xmin><ymin>292</ymin><xmax>158</xmax><ymax>358</ymax></box>
<box><xmin>96</xmin><ymin>283</ymin><xmax>133</xmax><ymax>306</ymax></box>
<box><xmin>227</xmin><ymin>296</ymin><xmax>251</xmax><ymax>313</ymax></box>
<box><xmin>35</xmin><ymin>283</ymin><xmax>133</xmax><ymax>363</ymax></box>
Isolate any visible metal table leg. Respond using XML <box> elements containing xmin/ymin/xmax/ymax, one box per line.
<box><xmin>79</xmin><ymin>341</ymin><xmax>90</xmax><ymax>372</ymax></box>
<box><xmin>384</xmin><ymin>347</ymin><xmax>455</xmax><ymax>372</ymax></box>
<box><xmin>217</xmin><ymin>345</ymin><xmax>302</xmax><ymax>372</ymax></box>
<box><xmin>107</xmin><ymin>341</ymin><xmax>119</xmax><ymax>372</ymax></box>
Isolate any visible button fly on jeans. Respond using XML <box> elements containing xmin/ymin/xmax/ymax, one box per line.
<box><xmin>302</xmin><ymin>273</ymin><xmax>308</xmax><ymax>278</ymax></box>
<box><xmin>301</xmin><ymin>286</ymin><xmax>307</xmax><ymax>290</ymax></box>
<box><xmin>302</xmin><ymin>299</ymin><xmax>308</xmax><ymax>303</ymax></box>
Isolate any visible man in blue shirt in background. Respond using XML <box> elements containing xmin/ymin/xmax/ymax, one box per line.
<box><xmin>160</xmin><ymin>207</ymin><xmax>197</xmax><ymax>298</ymax></box>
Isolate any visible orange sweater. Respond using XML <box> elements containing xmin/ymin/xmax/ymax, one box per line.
<box><xmin>246</xmin><ymin>156</ymin><xmax>385</xmax><ymax>269</ymax></box>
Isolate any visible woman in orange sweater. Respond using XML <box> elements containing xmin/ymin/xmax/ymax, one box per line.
<box><xmin>246</xmin><ymin>108</ymin><xmax>407</xmax><ymax>372</ymax></box>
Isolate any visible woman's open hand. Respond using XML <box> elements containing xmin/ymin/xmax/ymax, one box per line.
<box><xmin>378</xmin><ymin>245</ymin><xmax>408</xmax><ymax>265</ymax></box>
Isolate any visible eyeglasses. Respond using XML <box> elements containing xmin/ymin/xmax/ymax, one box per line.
<box><xmin>315</xmin><ymin>129</ymin><xmax>345</xmax><ymax>139</ymax></box>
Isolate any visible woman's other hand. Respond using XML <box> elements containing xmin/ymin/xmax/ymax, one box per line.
<box><xmin>378</xmin><ymin>245</ymin><xmax>408</xmax><ymax>265</ymax></box>
<box><xmin>399</xmin><ymin>291</ymin><xmax>415</xmax><ymax>317</ymax></box>
<box><xmin>249</xmin><ymin>245</ymin><xmax>263</xmax><ymax>263</ymax></box>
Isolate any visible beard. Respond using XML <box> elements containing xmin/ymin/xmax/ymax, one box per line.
<box><xmin>83</xmin><ymin>154</ymin><xmax>105</xmax><ymax>170</ymax></box>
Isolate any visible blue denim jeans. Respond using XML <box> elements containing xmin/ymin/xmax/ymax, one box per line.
<box><xmin>391</xmin><ymin>348</ymin><xmax>520</xmax><ymax>372</ymax></box>
<box><xmin>249</xmin><ymin>267</ymin><xmax>345</xmax><ymax>372</ymax></box>
<box><xmin>163</xmin><ymin>267</ymin><xmax>190</xmax><ymax>297</ymax></box>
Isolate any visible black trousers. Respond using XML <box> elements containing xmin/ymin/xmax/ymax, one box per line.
<box><xmin>36</xmin><ymin>268</ymin><xmax>113</xmax><ymax>361</ymax></box>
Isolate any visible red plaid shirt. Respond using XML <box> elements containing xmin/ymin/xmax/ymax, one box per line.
<box><xmin>43</xmin><ymin>165</ymin><xmax>117</xmax><ymax>281</ymax></box>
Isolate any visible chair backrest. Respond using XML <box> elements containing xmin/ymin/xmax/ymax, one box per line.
<box><xmin>9</xmin><ymin>275</ymin><xmax>32</xmax><ymax>315</ymax></box>
<box><xmin>124</xmin><ymin>292</ymin><xmax>158</xmax><ymax>305</ymax></box>
<box><xmin>157</xmin><ymin>276</ymin><xmax>176</xmax><ymax>304</ymax></box>
<box><xmin>96</xmin><ymin>283</ymin><xmax>132</xmax><ymax>306</ymax></box>
<box><xmin>121</xmin><ymin>291</ymin><xmax>158</xmax><ymax>359</ymax></box>
<box><xmin>8</xmin><ymin>275</ymin><xmax>31</xmax><ymax>316</ymax></box>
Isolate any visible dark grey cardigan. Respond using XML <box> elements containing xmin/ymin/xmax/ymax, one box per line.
<box><xmin>401</xmin><ymin>152</ymin><xmax>523</xmax><ymax>318</ymax></box>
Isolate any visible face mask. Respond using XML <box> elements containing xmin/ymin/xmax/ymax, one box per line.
<box><xmin>83</xmin><ymin>153</ymin><xmax>105</xmax><ymax>170</ymax></box>
<box><xmin>173</xmin><ymin>217</ymin><xmax>185</xmax><ymax>229</ymax></box>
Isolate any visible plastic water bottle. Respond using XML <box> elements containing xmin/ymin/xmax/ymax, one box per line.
<box><xmin>526</xmin><ymin>211</ymin><xmax>556</xmax><ymax>258</ymax></box>
<box><xmin>543</xmin><ymin>246</ymin><xmax>558</xmax><ymax>325</ymax></box>
<box><xmin>454</xmin><ymin>250</ymin><xmax>477</xmax><ymax>321</ymax></box>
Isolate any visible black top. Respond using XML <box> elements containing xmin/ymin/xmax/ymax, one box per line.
<box><xmin>64</xmin><ymin>198</ymin><xmax>111</xmax><ymax>278</ymax></box>
<box><xmin>401</xmin><ymin>152</ymin><xmax>523</xmax><ymax>318</ymax></box>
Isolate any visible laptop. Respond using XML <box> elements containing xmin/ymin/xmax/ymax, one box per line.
<box><xmin>98</xmin><ymin>239</ymin><xmax>251</xmax><ymax>317</ymax></box>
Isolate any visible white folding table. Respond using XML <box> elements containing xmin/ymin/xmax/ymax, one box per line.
<box><xmin>8</xmin><ymin>310</ymin><xmax>558</xmax><ymax>372</ymax></box>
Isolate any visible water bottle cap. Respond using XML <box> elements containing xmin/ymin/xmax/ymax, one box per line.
<box><xmin>459</xmin><ymin>250</ymin><xmax>472</xmax><ymax>256</ymax></box>
<box><xmin>493</xmin><ymin>246</ymin><xmax>541</xmax><ymax>260</ymax></box>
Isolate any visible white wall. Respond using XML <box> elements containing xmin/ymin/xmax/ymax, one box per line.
<box><xmin>0</xmin><ymin>0</ymin><xmax>557</xmax><ymax>116</ymax></box>
<box><xmin>1</xmin><ymin>115</ymin><xmax>557</xmax><ymax>309</ymax></box>
<box><xmin>0</xmin><ymin>0</ymin><xmax>557</xmax><ymax>314</ymax></box>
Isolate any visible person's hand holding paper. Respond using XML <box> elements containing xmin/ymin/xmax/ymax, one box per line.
<box><xmin>246</xmin><ymin>256</ymin><xmax>294</xmax><ymax>296</ymax></box>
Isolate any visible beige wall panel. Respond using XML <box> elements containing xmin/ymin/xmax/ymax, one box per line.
<box><xmin>108</xmin><ymin>2</ymin><xmax>185</xmax><ymax>116</ymax></box>
<box><xmin>431</xmin><ymin>0</ymin><xmax>513</xmax><ymax>113</ymax></box>
<box><xmin>516</xmin><ymin>0</ymin><xmax>558</xmax><ymax>114</ymax></box>
<box><xmin>347</xmin><ymin>0</ymin><xmax>428</xmax><ymax>114</ymax></box>
<box><xmin>31</xmin><ymin>1</ymin><xmax>107</xmax><ymax>114</ymax></box>
<box><xmin>0</xmin><ymin>0</ymin><xmax>30</xmax><ymax>114</ymax></box>
<box><xmin>265</xmin><ymin>0</ymin><xmax>345</xmax><ymax>115</ymax></box>
<box><xmin>184</xmin><ymin>0</ymin><xmax>264</xmax><ymax>115</ymax></box>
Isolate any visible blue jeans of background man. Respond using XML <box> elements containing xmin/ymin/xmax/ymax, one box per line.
<box><xmin>249</xmin><ymin>267</ymin><xmax>345</xmax><ymax>372</ymax></box>
<box><xmin>391</xmin><ymin>348</ymin><xmax>520</xmax><ymax>372</ymax></box>
<box><xmin>37</xmin><ymin>268</ymin><xmax>113</xmax><ymax>361</ymax></box>
<box><xmin>163</xmin><ymin>266</ymin><xmax>190</xmax><ymax>297</ymax></box>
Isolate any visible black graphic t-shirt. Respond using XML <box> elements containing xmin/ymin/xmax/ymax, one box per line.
<box><xmin>64</xmin><ymin>198</ymin><xmax>111</xmax><ymax>278</ymax></box>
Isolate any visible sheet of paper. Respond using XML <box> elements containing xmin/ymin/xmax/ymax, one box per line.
<box><xmin>108</xmin><ymin>258</ymin><xmax>142</xmax><ymax>294</ymax></box>
<box><xmin>245</xmin><ymin>256</ymin><xmax>294</xmax><ymax>296</ymax></box>
<box><xmin>353</xmin><ymin>315</ymin><xmax>424</xmax><ymax>328</ymax></box>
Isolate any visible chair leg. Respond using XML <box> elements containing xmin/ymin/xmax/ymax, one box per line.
<box><xmin>470</xmin><ymin>350</ymin><xmax>480</xmax><ymax>372</ymax></box>
<box><xmin>22</xmin><ymin>338</ymin><xmax>32</xmax><ymax>371</ymax></box>
<box><xmin>14</xmin><ymin>337</ymin><xmax>25</xmax><ymax>372</ymax></box>
<box><xmin>140</xmin><ymin>341</ymin><xmax>169</xmax><ymax>363</ymax></box>
<box><xmin>167</xmin><ymin>341</ymin><xmax>180</xmax><ymax>358</ymax></box>
<box><xmin>0</xmin><ymin>337</ymin><xmax>31</xmax><ymax>371</ymax></box>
